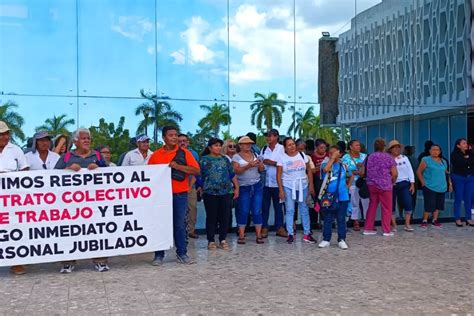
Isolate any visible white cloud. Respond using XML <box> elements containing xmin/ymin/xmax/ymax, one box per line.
<box><xmin>111</xmin><ymin>16</ymin><xmax>153</xmax><ymax>42</ymax></box>
<box><xmin>170</xmin><ymin>49</ymin><xmax>186</xmax><ymax>65</ymax></box>
<box><xmin>180</xmin><ymin>16</ymin><xmax>218</xmax><ymax>64</ymax></box>
<box><xmin>169</xmin><ymin>2</ymin><xmax>376</xmax><ymax>91</ymax></box>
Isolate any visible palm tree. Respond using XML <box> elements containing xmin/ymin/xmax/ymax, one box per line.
<box><xmin>287</xmin><ymin>106</ymin><xmax>315</xmax><ymax>138</ymax></box>
<box><xmin>135</xmin><ymin>103</ymin><xmax>153</xmax><ymax>136</ymax></box>
<box><xmin>0</xmin><ymin>101</ymin><xmax>25</xmax><ymax>141</ymax></box>
<box><xmin>312</xmin><ymin>115</ymin><xmax>339</xmax><ymax>144</ymax></box>
<box><xmin>250</xmin><ymin>92</ymin><xmax>286</xmax><ymax>131</ymax></box>
<box><xmin>198</xmin><ymin>103</ymin><xmax>231</xmax><ymax>137</ymax></box>
<box><xmin>36</xmin><ymin>114</ymin><xmax>75</xmax><ymax>135</ymax></box>
<box><xmin>287</xmin><ymin>106</ymin><xmax>339</xmax><ymax>143</ymax></box>
<box><xmin>135</xmin><ymin>89</ymin><xmax>183</xmax><ymax>143</ymax></box>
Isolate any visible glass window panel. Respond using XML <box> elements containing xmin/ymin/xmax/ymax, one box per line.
<box><xmin>449</xmin><ymin>113</ymin><xmax>467</xmax><ymax>153</ymax></box>
<box><xmin>350</xmin><ymin>127</ymin><xmax>358</xmax><ymax>140</ymax></box>
<box><xmin>430</xmin><ymin>116</ymin><xmax>449</xmax><ymax>159</ymax></box>
<box><xmin>380</xmin><ymin>122</ymin><xmax>394</xmax><ymax>142</ymax></box>
<box><xmin>395</xmin><ymin>120</ymin><xmax>411</xmax><ymax>146</ymax></box>
<box><xmin>230</xmin><ymin>101</ymin><xmax>293</xmax><ymax>140</ymax></box>
<box><xmin>357</xmin><ymin>126</ymin><xmax>367</xmax><ymax>149</ymax></box>
<box><xmin>78</xmin><ymin>0</ymin><xmax>156</xmax><ymax>97</ymax></box>
<box><xmin>0</xmin><ymin>95</ymin><xmax>77</xmax><ymax>146</ymax></box>
<box><xmin>229</xmin><ymin>0</ymin><xmax>294</xmax><ymax>102</ymax></box>
<box><xmin>156</xmin><ymin>0</ymin><xmax>228</xmax><ymax>101</ymax></box>
<box><xmin>367</xmin><ymin>124</ymin><xmax>379</xmax><ymax>153</ymax></box>
<box><xmin>414</xmin><ymin>118</ymin><xmax>429</xmax><ymax>158</ymax></box>
<box><xmin>0</xmin><ymin>0</ymin><xmax>77</xmax><ymax>95</ymax></box>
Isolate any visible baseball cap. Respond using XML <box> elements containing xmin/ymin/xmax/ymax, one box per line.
<box><xmin>264</xmin><ymin>129</ymin><xmax>279</xmax><ymax>137</ymax></box>
<box><xmin>33</xmin><ymin>130</ymin><xmax>51</xmax><ymax>140</ymax></box>
<box><xmin>136</xmin><ymin>134</ymin><xmax>150</xmax><ymax>142</ymax></box>
<box><xmin>0</xmin><ymin>121</ymin><xmax>10</xmax><ymax>133</ymax></box>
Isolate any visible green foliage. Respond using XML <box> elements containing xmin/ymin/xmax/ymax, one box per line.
<box><xmin>255</xmin><ymin>134</ymin><xmax>267</xmax><ymax>148</ymax></box>
<box><xmin>187</xmin><ymin>128</ymin><xmax>212</xmax><ymax>154</ymax></box>
<box><xmin>0</xmin><ymin>101</ymin><xmax>25</xmax><ymax>142</ymax></box>
<box><xmin>135</xmin><ymin>89</ymin><xmax>183</xmax><ymax>144</ymax></box>
<box><xmin>198</xmin><ymin>103</ymin><xmax>231</xmax><ymax>137</ymax></box>
<box><xmin>286</xmin><ymin>106</ymin><xmax>339</xmax><ymax>144</ymax></box>
<box><xmin>250</xmin><ymin>92</ymin><xmax>286</xmax><ymax>130</ymax></box>
<box><xmin>220</xmin><ymin>130</ymin><xmax>234</xmax><ymax>141</ymax></box>
<box><xmin>89</xmin><ymin>116</ymin><xmax>130</xmax><ymax>163</ymax></box>
<box><xmin>35</xmin><ymin>114</ymin><xmax>75</xmax><ymax>136</ymax></box>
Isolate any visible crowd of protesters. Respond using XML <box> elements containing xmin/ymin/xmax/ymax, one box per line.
<box><xmin>1</xmin><ymin>120</ymin><xmax>473</xmax><ymax>276</ymax></box>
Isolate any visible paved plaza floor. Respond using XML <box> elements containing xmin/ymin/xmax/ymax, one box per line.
<box><xmin>0</xmin><ymin>224</ymin><xmax>473</xmax><ymax>315</ymax></box>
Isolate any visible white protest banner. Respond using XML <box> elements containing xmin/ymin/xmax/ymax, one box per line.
<box><xmin>0</xmin><ymin>165</ymin><xmax>173</xmax><ymax>266</ymax></box>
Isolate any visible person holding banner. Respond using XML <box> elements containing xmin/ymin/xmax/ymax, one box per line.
<box><xmin>54</xmin><ymin>128</ymin><xmax>108</xmax><ymax>273</ymax></box>
<box><xmin>148</xmin><ymin>126</ymin><xmax>200</xmax><ymax>266</ymax></box>
<box><xmin>200</xmin><ymin>138</ymin><xmax>239</xmax><ymax>250</ymax></box>
<box><xmin>0</xmin><ymin>121</ymin><xmax>30</xmax><ymax>275</ymax></box>
<box><xmin>25</xmin><ymin>131</ymin><xmax>60</xmax><ymax>170</ymax></box>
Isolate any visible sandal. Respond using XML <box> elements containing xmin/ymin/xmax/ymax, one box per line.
<box><xmin>207</xmin><ymin>242</ymin><xmax>217</xmax><ymax>250</ymax></box>
<box><xmin>237</xmin><ymin>237</ymin><xmax>246</xmax><ymax>245</ymax></box>
<box><xmin>219</xmin><ymin>240</ymin><xmax>230</xmax><ymax>250</ymax></box>
<box><xmin>256</xmin><ymin>237</ymin><xmax>264</xmax><ymax>244</ymax></box>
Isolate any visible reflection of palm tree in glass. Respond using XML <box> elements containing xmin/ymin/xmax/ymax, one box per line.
<box><xmin>250</xmin><ymin>92</ymin><xmax>286</xmax><ymax>131</ymax></box>
<box><xmin>135</xmin><ymin>89</ymin><xmax>182</xmax><ymax>144</ymax></box>
<box><xmin>198</xmin><ymin>103</ymin><xmax>231</xmax><ymax>137</ymax></box>
<box><xmin>287</xmin><ymin>106</ymin><xmax>338</xmax><ymax>143</ymax></box>
<box><xmin>0</xmin><ymin>101</ymin><xmax>26</xmax><ymax>141</ymax></box>
<box><xmin>36</xmin><ymin>114</ymin><xmax>75</xmax><ymax>136</ymax></box>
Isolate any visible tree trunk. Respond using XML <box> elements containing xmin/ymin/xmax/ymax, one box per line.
<box><xmin>153</xmin><ymin>123</ymin><xmax>158</xmax><ymax>145</ymax></box>
<box><xmin>144</xmin><ymin>114</ymin><xmax>149</xmax><ymax>136</ymax></box>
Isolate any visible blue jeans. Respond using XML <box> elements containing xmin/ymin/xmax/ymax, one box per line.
<box><xmin>262</xmin><ymin>186</ymin><xmax>284</xmax><ymax>229</ymax></box>
<box><xmin>237</xmin><ymin>182</ymin><xmax>263</xmax><ymax>227</ymax></box>
<box><xmin>392</xmin><ymin>181</ymin><xmax>413</xmax><ymax>214</ymax></box>
<box><xmin>452</xmin><ymin>174</ymin><xmax>474</xmax><ymax>220</ymax></box>
<box><xmin>284</xmin><ymin>186</ymin><xmax>310</xmax><ymax>235</ymax></box>
<box><xmin>322</xmin><ymin>201</ymin><xmax>348</xmax><ymax>242</ymax></box>
<box><xmin>154</xmin><ymin>192</ymin><xmax>188</xmax><ymax>259</ymax></box>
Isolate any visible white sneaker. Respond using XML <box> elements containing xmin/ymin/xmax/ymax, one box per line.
<box><xmin>363</xmin><ymin>230</ymin><xmax>377</xmax><ymax>235</ymax></box>
<box><xmin>94</xmin><ymin>263</ymin><xmax>110</xmax><ymax>272</ymax></box>
<box><xmin>338</xmin><ymin>240</ymin><xmax>348</xmax><ymax>250</ymax></box>
<box><xmin>60</xmin><ymin>264</ymin><xmax>75</xmax><ymax>273</ymax></box>
<box><xmin>382</xmin><ymin>232</ymin><xmax>395</xmax><ymax>237</ymax></box>
<box><xmin>318</xmin><ymin>240</ymin><xmax>330</xmax><ymax>248</ymax></box>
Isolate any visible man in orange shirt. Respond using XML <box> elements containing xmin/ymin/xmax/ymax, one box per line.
<box><xmin>148</xmin><ymin>126</ymin><xmax>200</xmax><ymax>265</ymax></box>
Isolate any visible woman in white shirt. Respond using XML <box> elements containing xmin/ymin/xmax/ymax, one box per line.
<box><xmin>232</xmin><ymin>136</ymin><xmax>265</xmax><ymax>244</ymax></box>
<box><xmin>387</xmin><ymin>140</ymin><xmax>415</xmax><ymax>232</ymax></box>
<box><xmin>277</xmin><ymin>137</ymin><xmax>315</xmax><ymax>244</ymax></box>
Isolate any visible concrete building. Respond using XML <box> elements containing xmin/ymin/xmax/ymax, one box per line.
<box><xmin>334</xmin><ymin>0</ymin><xmax>473</xmax><ymax>154</ymax></box>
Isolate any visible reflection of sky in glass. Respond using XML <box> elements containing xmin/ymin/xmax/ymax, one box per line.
<box><xmin>0</xmin><ymin>0</ymin><xmax>382</xmax><ymax>142</ymax></box>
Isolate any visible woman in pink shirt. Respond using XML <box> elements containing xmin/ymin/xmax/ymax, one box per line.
<box><xmin>363</xmin><ymin>139</ymin><xmax>398</xmax><ymax>236</ymax></box>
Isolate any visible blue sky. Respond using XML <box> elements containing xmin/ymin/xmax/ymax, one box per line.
<box><xmin>0</xmin><ymin>0</ymin><xmax>381</xmax><ymax>143</ymax></box>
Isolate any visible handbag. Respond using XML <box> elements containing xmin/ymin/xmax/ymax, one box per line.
<box><xmin>355</xmin><ymin>155</ymin><xmax>369</xmax><ymax>199</ymax></box>
<box><xmin>171</xmin><ymin>148</ymin><xmax>187</xmax><ymax>181</ymax></box>
<box><xmin>319</xmin><ymin>164</ymin><xmax>342</xmax><ymax>212</ymax></box>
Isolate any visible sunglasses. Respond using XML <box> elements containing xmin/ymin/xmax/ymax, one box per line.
<box><xmin>227</xmin><ymin>144</ymin><xmax>236</xmax><ymax>148</ymax></box>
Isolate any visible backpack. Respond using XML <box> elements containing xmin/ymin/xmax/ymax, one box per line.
<box><xmin>64</xmin><ymin>150</ymin><xmax>106</xmax><ymax>167</ymax></box>
<box><xmin>171</xmin><ymin>148</ymin><xmax>187</xmax><ymax>181</ymax></box>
